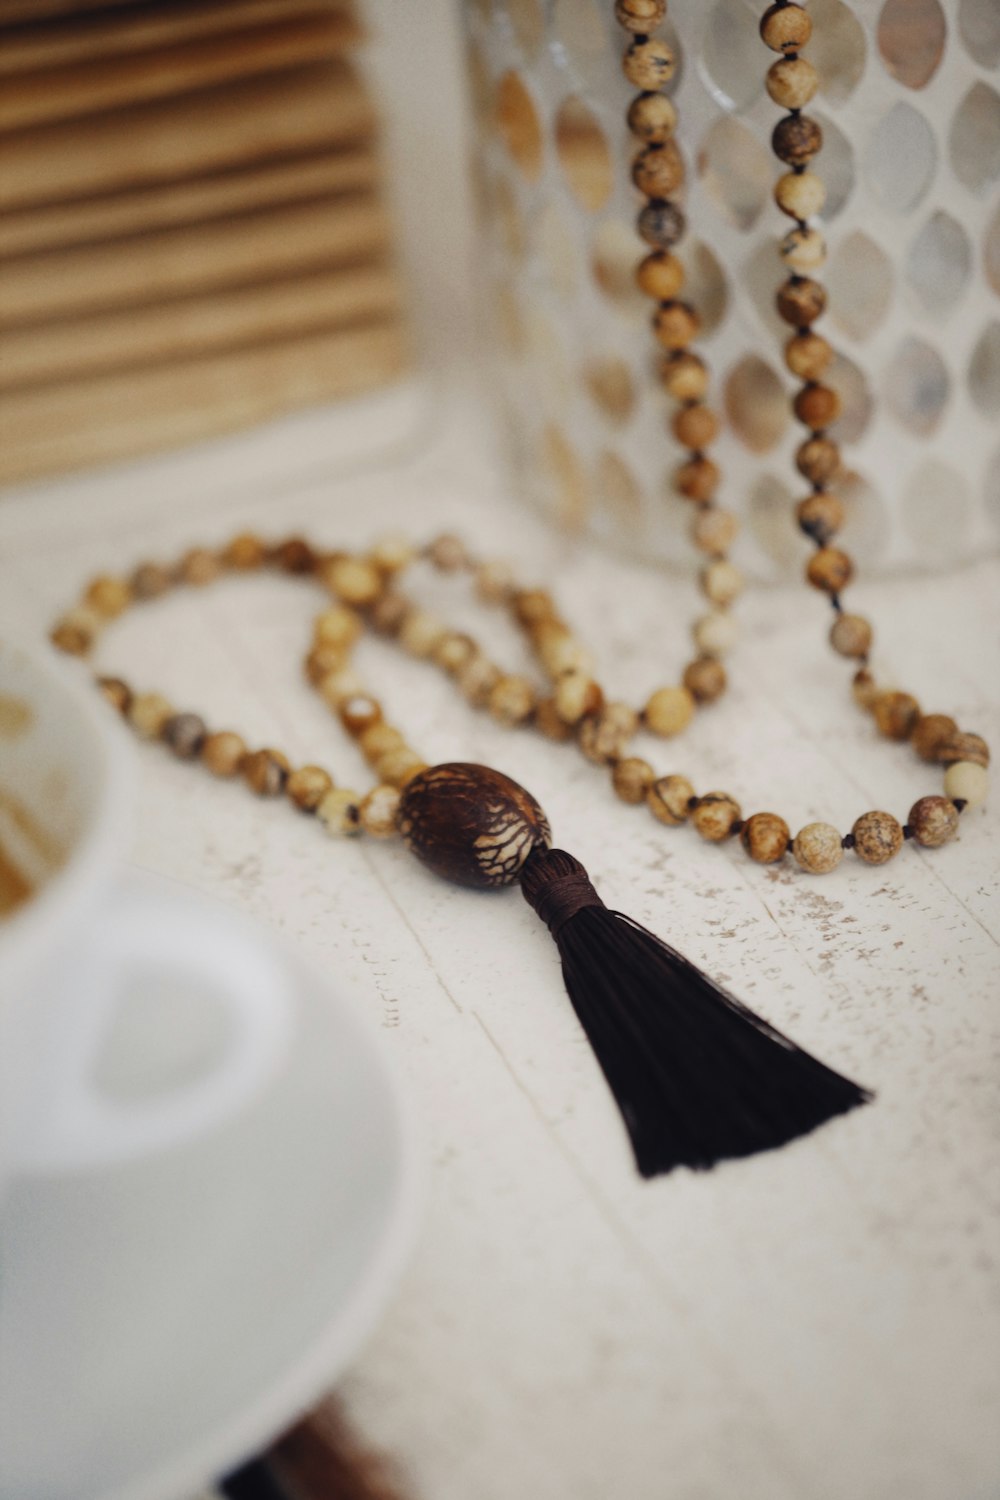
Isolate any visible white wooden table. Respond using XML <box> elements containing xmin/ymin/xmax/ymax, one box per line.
<box><xmin>2</xmin><ymin>373</ymin><xmax>998</xmax><ymax>1500</ymax></box>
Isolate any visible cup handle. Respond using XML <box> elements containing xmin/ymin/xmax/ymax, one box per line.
<box><xmin>14</xmin><ymin>882</ymin><xmax>294</xmax><ymax>1176</ymax></box>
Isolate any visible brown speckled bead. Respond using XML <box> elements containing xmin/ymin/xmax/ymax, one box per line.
<box><xmin>793</xmin><ymin>823</ymin><xmax>844</xmax><ymax>874</ymax></box>
<box><xmin>179</xmin><ymin>548</ymin><xmax>221</xmax><ymax>587</ymax></box>
<box><xmin>86</xmin><ymin>575</ymin><xmax>132</xmax><ymax>618</ymax></box>
<box><xmin>797</xmin><ymin>492</ymin><xmax>845</xmax><ymax>544</ymax></box>
<box><xmin>636</xmin><ymin>251</ymin><xmax>685</xmax><ymax>301</ymax></box>
<box><xmin>398</xmin><ymin>762</ymin><xmax>550</xmax><ymax>889</ymax></box>
<box><xmin>937</xmin><ymin>731</ymin><xmax>990</xmax><ymax>769</ymax></box>
<box><xmin>97</xmin><ymin>676</ymin><xmax>132</xmax><ymax>714</ymax></box>
<box><xmin>653</xmin><ymin>302</ymin><xmax>700</xmax><ymax>350</ymax></box>
<box><xmin>873</xmin><ymin>691</ymin><xmax>921</xmax><ymax>741</ymax></box>
<box><xmin>612</xmin><ymin>756</ymin><xmax>656</xmax><ymax>805</ymax></box>
<box><xmin>785</xmin><ymin>332</ymin><xmax>833</xmax><ymax>381</ymax></box>
<box><xmin>775</xmin><ymin>171</ymin><xmax>826</xmax><ymax>221</ymax></box>
<box><xmin>360</xmin><ymin>784</ymin><xmax>402</xmax><ymax>838</ymax></box>
<box><xmin>131</xmin><ymin>562</ymin><xmax>172</xmax><ymax>600</ymax></box>
<box><xmin>201</xmin><ymin>730</ymin><xmax>246</xmax><ymax>778</ymax></box>
<box><xmin>794</xmin><ymin>384</ymin><xmax>841</xmax><ymax>430</ymax></box>
<box><xmin>339</xmin><ymin>694</ymin><xmax>382</xmax><ymax>738</ymax></box>
<box><xmin>514</xmin><ymin>588</ymin><xmax>556</xmax><ymax>627</ymax></box>
<box><xmin>659</xmin><ymin>351</ymin><xmax>709</xmax><ymax>401</ymax></box>
<box><xmin>317</xmin><ymin>787</ymin><xmax>362</xmax><ymax>837</ymax></box>
<box><xmin>638</xmin><ymin>200</ymin><xmax>686</xmax><ymax>250</ymax></box>
<box><xmin>369</xmin><ymin>591</ymin><xmax>409</xmax><ymax>637</ymax></box>
<box><xmin>852</xmin><ymin>810</ymin><xmax>904</xmax><ymax>865</ymax></box>
<box><xmin>911</xmin><ymin>714</ymin><xmax>958</xmax><ymax>762</ymax></box>
<box><xmin>682</xmin><ymin>656</ymin><xmax>727</xmax><ymax>704</ymax></box>
<box><xmin>806</xmin><ymin>546</ymin><xmax>853</xmax><ymax>594</ymax></box>
<box><xmin>672</xmin><ymin>404</ymin><xmax>719</xmax><ymax>450</ymax></box>
<box><xmin>675</xmin><ymin>456</ymin><xmax>720</xmax><ymax>502</ymax></box>
<box><xmin>128</xmin><ymin>692</ymin><xmax>173</xmax><ymax>739</ymax></box>
<box><xmin>243</xmin><ymin>748</ymin><xmax>290</xmax><ymax>797</ymax></box>
<box><xmin>797</xmin><ymin>436</ymin><xmax>842</xmax><ymax>486</ymax></box>
<box><xmin>489</xmin><ymin>674</ymin><xmax>537</xmax><ymax>727</ymax></box>
<box><xmin>766</xmin><ymin>55</ymin><xmax>819</xmax><ymax>109</ymax></box>
<box><xmin>615</xmin><ymin>0</ymin><xmax>667</xmax><ymax>31</ymax></box>
<box><xmin>691</xmin><ymin>506</ymin><xmax>739</xmax><ymax>555</ymax></box>
<box><xmin>852</xmin><ymin>668</ymin><xmax>880</xmax><ymax>711</ymax></box>
<box><xmin>51</xmin><ymin>614</ymin><xmax>96</xmax><ymax>655</ymax></box>
<box><xmin>359</xmin><ymin>722</ymin><xmax>406</xmax><ymax>762</ymax></box>
<box><xmin>623</xmin><ymin>38</ymin><xmax>676</xmax><ymax>90</ymax></box>
<box><xmin>691</xmin><ymin>792</ymin><xmax>742</xmax><ymax>842</ymax></box>
<box><xmin>578</xmin><ymin>701</ymin><xmax>638</xmax><ymax>763</ymax></box>
<box><xmin>908</xmin><ymin>795</ymin><xmax>960</xmax><ymax>849</ymax></box>
<box><xmin>632</xmin><ymin>142</ymin><xmax>684</xmax><ymax>199</ymax></box>
<box><xmin>772</xmin><ymin>115</ymin><xmax>823</xmax><ymax>167</ymax></box>
<box><xmin>647</xmin><ymin>773</ymin><xmax>695</xmax><ymax>826</ymax></box>
<box><xmin>776</xmin><ymin>277</ymin><xmax>827</xmax><ymax>327</ymax></box>
<box><xmin>224</xmin><ymin>534</ymin><xmax>266</xmax><ymax>570</ymax></box>
<box><xmin>626</xmin><ymin>91</ymin><xmax>678</xmax><ymax>145</ymax></box>
<box><xmin>287</xmin><ymin>765</ymin><xmax>334</xmax><ymax>812</ymax></box>
<box><xmin>740</xmin><ymin>812</ymin><xmax>790</xmax><ymax>864</ymax></box>
<box><xmin>534</xmin><ymin>697</ymin><xmax>575</xmax><ymax>742</ymax></box>
<box><xmin>780</xmin><ymin>225</ymin><xmax>826</xmax><ymax>273</ymax></box>
<box><xmin>644</xmin><ymin>684</ymin><xmax>695</xmax><ymax>737</ymax></box>
<box><xmin>829</xmin><ymin>613</ymin><xmax>873</xmax><ymax>659</ymax></box>
<box><xmin>760</xmin><ymin>3</ymin><xmax>812</xmax><ymax>52</ymax></box>
<box><xmin>555</xmin><ymin>671</ymin><xmax>603</xmax><ymax>725</ymax></box>
<box><xmin>163</xmin><ymin>712</ymin><xmax>206</xmax><ymax>759</ymax></box>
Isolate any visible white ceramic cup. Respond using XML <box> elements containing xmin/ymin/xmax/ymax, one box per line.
<box><xmin>0</xmin><ymin>637</ymin><xmax>294</xmax><ymax>1204</ymax></box>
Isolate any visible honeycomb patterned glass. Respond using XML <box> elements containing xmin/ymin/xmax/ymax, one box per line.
<box><xmin>466</xmin><ymin>0</ymin><xmax>1000</xmax><ymax>578</ymax></box>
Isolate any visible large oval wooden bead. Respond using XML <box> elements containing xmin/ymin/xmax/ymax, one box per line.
<box><xmin>397</xmin><ymin>763</ymin><xmax>551</xmax><ymax>890</ymax></box>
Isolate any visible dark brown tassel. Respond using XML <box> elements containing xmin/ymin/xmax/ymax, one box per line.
<box><xmin>520</xmin><ymin>845</ymin><xmax>872</xmax><ymax>1178</ymax></box>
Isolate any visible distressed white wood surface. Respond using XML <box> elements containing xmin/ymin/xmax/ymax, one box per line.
<box><xmin>1</xmin><ymin>378</ymin><xmax>998</xmax><ymax>1500</ymax></box>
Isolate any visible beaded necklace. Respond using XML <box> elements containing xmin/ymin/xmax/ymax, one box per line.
<box><xmin>48</xmin><ymin>1</ymin><xmax>990</xmax><ymax>1179</ymax></box>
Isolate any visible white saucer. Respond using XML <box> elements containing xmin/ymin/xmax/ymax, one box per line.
<box><xmin>0</xmin><ymin>873</ymin><xmax>420</xmax><ymax>1500</ymax></box>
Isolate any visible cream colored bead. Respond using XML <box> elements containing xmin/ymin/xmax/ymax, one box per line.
<box><xmin>693</xmin><ymin>611</ymin><xmax>738</xmax><ymax>658</ymax></box>
<box><xmin>488</xmin><ymin>674</ymin><xmax>537</xmax><ymax>727</ymax></box>
<box><xmin>358</xmin><ymin>722</ymin><xmax>406</xmax><ymax>762</ymax></box>
<box><xmin>318</xmin><ymin>667</ymin><xmax>365</xmax><ymax>709</ymax></box>
<box><xmin>775</xmin><ymin>170</ymin><xmax>826</xmax><ymax>221</ymax></box>
<box><xmin>286</xmin><ymin>765</ymin><xmax>334</xmax><ymax>812</ymax></box>
<box><xmin>943</xmin><ymin>761</ymin><xmax>989</xmax><ymax>808</ymax></box>
<box><xmin>128</xmin><ymin>692</ymin><xmax>173</xmax><ymax>738</ymax></box>
<box><xmin>359</xmin><ymin>784</ymin><xmax>402</xmax><ymax>838</ymax></box>
<box><xmin>322</xmin><ymin>556</ymin><xmax>383</xmax><ymax>607</ymax></box>
<box><xmin>375</xmin><ymin>750</ymin><xmax>428</xmax><ymax>788</ymax></box>
<box><xmin>426</xmin><ymin>533</ymin><xmax>468</xmax><ymax>571</ymax></box>
<box><xmin>536</xmin><ymin>625</ymin><xmax>594</xmax><ymax>679</ymax></box>
<box><xmin>554</xmin><ymin>671</ymin><xmax>603</xmax><ymax>725</ymax></box>
<box><xmin>612</xmin><ymin>757</ymin><xmax>655</xmax><ymax>805</ymax></box>
<box><xmin>792</xmin><ymin>823</ymin><xmax>844</xmax><ymax>874</ymax></box>
<box><xmin>644</xmin><ymin>685</ymin><xmax>695</xmax><ymax>738</ymax></box>
<box><xmin>647</xmin><ymin>774</ymin><xmax>695</xmax><ymax>826</ymax></box>
<box><xmin>85</xmin><ymin>574</ymin><xmax>132</xmax><ymax>618</ymax></box>
<box><xmin>458</xmin><ymin>654</ymin><xmax>502</xmax><ymax>707</ymax></box>
<box><xmin>700</xmin><ymin>560</ymin><xmax>743</xmax><ymax>607</ymax></box>
<box><xmin>432</xmin><ymin>631</ymin><xmax>477</xmax><ymax>675</ymax></box>
<box><xmin>691</xmin><ymin>792</ymin><xmax>741</xmax><ymax>842</ymax></box>
<box><xmin>578</xmin><ymin>701</ymin><xmax>639</xmax><ymax>764</ymax></box>
<box><xmin>780</xmin><ymin>226</ymin><xmax>826</xmax><ymax>272</ymax></box>
<box><xmin>314</xmin><ymin>605</ymin><xmax>362</xmax><ymax>650</ymax></box>
<box><xmin>370</xmin><ymin>533</ymin><xmax>415</xmax><ymax>573</ymax></box>
<box><xmin>398</xmin><ymin>608</ymin><xmax>446</xmax><ymax>658</ymax></box>
<box><xmin>691</xmin><ymin>507</ymin><xmax>739</xmax><ymax>556</ymax></box>
<box><xmin>474</xmin><ymin>560</ymin><xmax>515</xmax><ymax>603</ymax></box>
<box><xmin>316</xmin><ymin>787</ymin><xmax>362</xmax><ymax>837</ymax></box>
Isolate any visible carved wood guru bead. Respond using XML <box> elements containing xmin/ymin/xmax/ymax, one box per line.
<box><xmin>398</xmin><ymin>764</ymin><xmax>551</xmax><ymax>890</ymax></box>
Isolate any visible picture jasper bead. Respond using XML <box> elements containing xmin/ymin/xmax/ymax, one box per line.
<box><xmin>286</xmin><ymin>765</ymin><xmax>334</xmax><ymax>812</ymax></box>
<box><xmin>86</xmin><ymin>575</ymin><xmax>132</xmax><ymax>618</ymax></box>
<box><xmin>242</xmin><ymin>748</ymin><xmax>290</xmax><ymax>797</ymax></box>
<box><xmin>682</xmin><ymin>656</ymin><xmax>727</xmax><ymax>704</ymax></box>
<box><xmin>852</xmin><ymin>668</ymin><xmax>880</xmax><ymax>711</ymax></box>
<box><xmin>224</xmin><ymin>533</ymin><xmax>266</xmax><ymax>570</ymax></box>
<box><xmin>907</xmin><ymin>796</ymin><xmax>960</xmax><ymax>849</ymax></box>
<box><xmin>637</xmin><ymin>251</ymin><xmax>685</xmax><ymax>301</ymax></box>
<box><xmin>851</xmin><ymin>811</ymin><xmax>904</xmax><ymax>865</ymax></box>
<box><xmin>578</xmin><ymin>701</ymin><xmax>639</xmax><ymax>764</ymax></box>
<box><xmin>797</xmin><ymin>493</ymin><xmax>845</xmax><ymax>545</ymax></box>
<box><xmin>740</xmin><ymin>812</ymin><xmax>790</xmax><ymax>865</ymax></box>
<box><xmin>873</xmin><ymin>691</ymin><xmax>921</xmax><ymax>742</ymax></box>
<box><xmin>359</xmin><ymin>784</ymin><xmax>402</xmax><ymax>839</ymax></box>
<box><xmin>131</xmin><ymin>562</ymin><xmax>172</xmax><ymax>600</ymax></box>
<box><xmin>691</xmin><ymin>507</ymin><xmax>739</xmax><ymax>555</ymax></box>
<box><xmin>179</xmin><ymin>548</ymin><xmax>221</xmax><ymax>587</ymax></box>
<box><xmin>653</xmin><ymin>302</ymin><xmax>700</xmax><ymax>350</ymax></box>
<box><xmin>317</xmin><ymin>787</ymin><xmax>362</xmax><ymax>838</ymax></box>
<box><xmin>911</xmin><ymin>714</ymin><xmax>958</xmax><ymax>763</ymax></box>
<box><xmin>772</xmin><ymin>115</ymin><xmax>823</xmax><ymax>166</ymax></box>
<box><xmin>626</xmin><ymin>92</ymin><xmax>678</xmax><ymax>145</ymax></box>
<box><xmin>128</xmin><ymin>692</ymin><xmax>173</xmax><ymax>739</ymax></box>
<box><xmin>766</xmin><ymin>55</ymin><xmax>819</xmax><ymax>109</ymax></box>
<box><xmin>829</xmin><ymin>613</ymin><xmax>872</xmax><ymax>660</ymax></box>
<box><xmin>672</xmin><ymin>404</ymin><xmax>719</xmax><ymax>450</ymax></box>
<box><xmin>647</xmin><ymin>773</ymin><xmax>695</xmax><ymax>827</ymax></box>
<box><xmin>622</xmin><ymin>38</ymin><xmax>676</xmax><ymax>90</ymax></box>
<box><xmin>760</xmin><ymin>2</ymin><xmax>812</xmax><ymax>52</ymax></box>
<box><xmin>612</xmin><ymin>757</ymin><xmax>656</xmax><ymax>805</ymax></box>
<box><xmin>691</xmin><ymin>792</ymin><xmax>741</xmax><ymax>842</ymax></box>
<box><xmin>675</xmin><ymin>455</ymin><xmax>720</xmax><ymax>502</ymax></box>
<box><xmin>644</xmin><ymin>685</ymin><xmax>695</xmax><ymax>737</ymax></box>
<box><xmin>780</xmin><ymin>225</ymin><xmax>826</xmax><ymax>273</ymax></box>
<box><xmin>785</xmin><ymin>332</ymin><xmax>832</xmax><ymax>381</ymax></box>
<box><xmin>163</xmin><ymin>712</ymin><xmax>206</xmax><ymax>759</ymax></box>
<box><xmin>797</xmin><ymin>436</ymin><xmax>841</xmax><ymax>486</ymax></box>
<box><xmin>615</xmin><ymin>0</ymin><xmax>667</xmax><ymax>31</ymax></box>
<box><xmin>201</xmin><ymin>730</ymin><xmax>246</xmax><ymax>778</ymax></box>
<box><xmin>97</xmin><ymin>676</ymin><xmax>132</xmax><ymax>714</ymax></box>
<box><xmin>806</xmin><ymin>547</ymin><xmax>853</xmax><ymax>594</ymax></box>
<box><xmin>793</xmin><ymin>823</ymin><xmax>843</xmax><ymax>874</ymax></box>
<box><xmin>398</xmin><ymin>763</ymin><xmax>551</xmax><ymax>889</ymax></box>
<box><xmin>776</xmin><ymin>277</ymin><xmax>826</xmax><ymax>327</ymax></box>
<box><xmin>659</xmin><ymin>351</ymin><xmax>708</xmax><ymax>401</ymax></box>
<box><xmin>638</xmin><ymin>200</ymin><xmax>686</xmax><ymax>250</ymax></box>
<box><xmin>632</xmin><ymin>142</ymin><xmax>684</xmax><ymax>199</ymax></box>
<box><xmin>794</xmin><ymin>383</ymin><xmax>841</xmax><ymax>430</ymax></box>
<box><xmin>775</xmin><ymin>171</ymin><xmax>826</xmax><ymax>222</ymax></box>
<box><xmin>937</xmin><ymin>731</ymin><xmax>989</xmax><ymax>769</ymax></box>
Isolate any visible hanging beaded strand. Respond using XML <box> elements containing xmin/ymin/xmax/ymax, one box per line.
<box><xmin>758</xmin><ymin>1</ymin><xmax>990</xmax><ymax>862</ymax></box>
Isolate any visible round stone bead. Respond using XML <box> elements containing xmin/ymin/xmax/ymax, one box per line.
<box><xmin>514</xmin><ymin>588</ymin><xmax>556</xmax><ymax>626</ymax></box>
<box><xmin>908</xmin><ymin>796</ymin><xmax>960</xmax><ymax>849</ymax></box>
<box><xmin>740</xmin><ymin>812</ymin><xmax>790</xmax><ymax>864</ymax></box>
<box><xmin>911</xmin><ymin>714</ymin><xmax>958</xmax><ymax>762</ymax></box>
<box><xmin>682</xmin><ymin>656</ymin><xmax>727</xmax><ymax>704</ymax></box>
<box><xmin>637</xmin><ymin>251</ymin><xmax>684</xmax><ymax>302</ymax></box>
<box><xmin>360</xmin><ymin>784</ymin><xmax>402</xmax><ymax>838</ymax></box>
<box><xmin>794</xmin><ymin>383</ymin><xmax>842</xmax><ymax>430</ymax></box>
<box><xmin>775</xmin><ymin>171</ymin><xmax>826</xmax><ymax>221</ymax></box>
<box><xmin>534</xmin><ymin>697</ymin><xmax>575</xmax><ymax>742</ymax></box>
<box><xmin>163</xmin><ymin>712</ymin><xmax>206</xmax><ymax>759</ymax></box>
<box><xmin>201</xmin><ymin>730</ymin><xmax>246</xmax><ymax>777</ymax></box>
<box><xmin>535</xmin><ymin>624</ymin><xmax>594</xmax><ymax>678</ymax></box>
<box><xmin>638</xmin><ymin>200</ymin><xmax>685</xmax><ymax>250</ymax></box>
<box><xmin>647</xmin><ymin>773</ymin><xmax>695</xmax><ymax>826</ymax></box>
<box><xmin>242</xmin><ymin>748</ymin><xmax>290</xmax><ymax>797</ymax></box>
<box><xmin>374</xmin><ymin>749</ymin><xmax>427</xmax><ymax>789</ymax></box>
<box><xmin>578</xmin><ymin>701</ymin><xmax>639</xmax><ymax>764</ymax></box>
<box><xmin>766</xmin><ymin>55</ymin><xmax>819</xmax><ymax>109</ymax></box>
<box><xmin>612</xmin><ymin>757</ymin><xmax>656</xmax><ymax>805</ymax></box>
<box><xmin>793</xmin><ymin>822</ymin><xmax>844</xmax><ymax>874</ymax></box>
<box><xmin>339</xmin><ymin>694</ymin><xmax>382</xmax><ymax>738</ymax></box>
<box><xmin>426</xmin><ymin>533</ymin><xmax>468</xmax><ymax>572</ymax></box>
<box><xmin>691</xmin><ymin>507</ymin><xmax>739</xmax><ymax>555</ymax></box>
<box><xmin>131</xmin><ymin>562</ymin><xmax>172</xmax><ymax>599</ymax></box>
<box><xmin>653</xmin><ymin>302</ymin><xmax>700</xmax><ymax>350</ymax></box>
<box><xmin>271</xmin><ymin>538</ymin><xmax>316</xmax><ymax>574</ymax></box>
<box><xmin>306</xmin><ymin>643</ymin><xmax>346</xmax><ymax>685</ymax></box>
<box><xmin>776</xmin><ymin>276</ymin><xmax>826</xmax><ymax>327</ymax></box>
<box><xmin>937</xmin><ymin>731</ymin><xmax>990</xmax><ymax>768</ymax></box>
<box><xmin>179</xmin><ymin>547</ymin><xmax>221</xmax><ymax>587</ymax></box>
<box><xmin>369</xmin><ymin>533</ymin><xmax>415</xmax><ymax>573</ymax></box>
<box><xmin>432</xmin><ymin>631</ymin><xmax>477</xmax><ymax>675</ymax></box>
<box><xmin>772</xmin><ymin>115</ymin><xmax>823</xmax><ymax>166</ymax></box>
<box><xmin>780</xmin><ymin>226</ymin><xmax>826</xmax><ymax>273</ymax></box>
<box><xmin>672</xmin><ymin>404</ymin><xmax>719</xmax><ymax>450</ymax></box>
<box><xmin>474</xmin><ymin>560</ymin><xmax>514</xmax><ymax>603</ymax></box>
<box><xmin>488</xmin><ymin>674</ymin><xmax>537</xmax><ymax>727</ymax></box>
<box><xmin>224</xmin><ymin>533</ymin><xmax>266</xmax><ymax>570</ymax></box>
<box><xmin>644</xmin><ymin>684</ymin><xmax>695</xmax><ymax>737</ymax></box>
<box><xmin>785</xmin><ymin>332</ymin><xmax>832</xmax><ymax>380</ymax></box>
<box><xmin>615</xmin><ymin>0</ymin><xmax>667</xmax><ymax>31</ymax></box>
<box><xmin>851</xmin><ymin>810</ymin><xmax>904</xmax><ymax>865</ymax></box>
<box><xmin>873</xmin><ymin>691</ymin><xmax>921</xmax><ymax>741</ymax></box>
<box><xmin>622</xmin><ymin>38</ymin><xmax>676</xmax><ymax>89</ymax></box>
<box><xmin>675</xmin><ymin>456</ymin><xmax>720</xmax><ymax>502</ymax></box>
<box><xmin>399</xmin><ymin>609</ymin><xmax>446</xmax><ymax>658</ymax></box>
<box><xmin>760</xmin><ymin>3</ymin><xmax>812</xmax><ymax>52</ymax></box>
<box><xmin>51</xmin><ymin>612</ymin><xmax>98</xmax><ymax>655</ymax></box>
<box><xmin>693</xmin><ymin>611</ymin><xmax>738</xmax><ymax>657</ymax></box>
<box><xmin>829</xmin><ymin>613</ymin><xmax>873</xmax><ymax>659</ymax></box>
<box><xmin>797</xmin><ymin>436</ymin><xmax>841</xmax><ymax>485</ymax></box>
<box><xmin>659</xmin><ymin>351</ymin><xmax>708</xmax><ymax>401</ymax></box>
<box><xmin>97</xmin><ymin>676</ymin><xmax>131</xmax><ymax>714</ymax></box>
<box><xmin>691</xmin><ymin>792</ymin><xmax>742</xmax><ymax>842</ymax></box>
<box><xmin>317</xmin><ymin>787</ymin><xmax>362</xmax><ymax>837</ymax></box>
<box><xmin>797</xmin><ymin>492</ymin><xmax>845</xmax><ymax>544</ymax></box>
<box><xmin>626</xmin><ymin>91</ymin><xmax>678</xmax><ymax>145</ymax></box>
<box><xmin>359</xmin><ymin>722</ymin><xmax>406</xmax><ymax>762</ymax></box>
<box><xmin>128</xmin><ymin>692</ymin><xmax>173</xmax><ymax>739</ymax></box>
<box><xmin>86</xmin><ymin>575</ymin><xmax>132</xmax><ymax>618</ymax></box>
<box><xmin>554</xmin><ymin>671</ymin><xmax>603</xmax><ymax>725</ymax></box>
<box><xmin>458</xmin><ymin>655</ymin><xmax>501</xmax><ymax>708</ymax></box>
<box><xmin>852</xmin><ymin>668</ymin><xmax>880</xmax><ymax>711</ymax></box>
<box><xmin>319</xmin><ymin>667</ymin><xmax>365</xmax><ymax>710</ymax></box>
<box><xmin>700</xmin><ymin>559</ymin><xmax>743</xmax><ymax>607</ymax></box>
<box><xmin>943</xmin><ymin>762</ymin><xmax>989</xmax><ymax>808</ymax></box>
<box><xmin>632</xmin><ymin>142</ymin><xmax>684</xmax><ymax>199</ymax></box>
<box><xmin>314</xmin><ymin>605</ymin><xmax>362</xmax><ymax>650</ymax></box>
<box><xmin>322</xmin><ymin>557</ymin><xmax>383</xmax><ymax>607</ymax></box>
<box><xmin>806</xmin><ymin>546</ymin><xmax>853</xmax><ymax>594</ymax></box>
<box><xmin>286</xmin><ymin>765</ymin><xmax>334</xmax><ymax>812</ymax></box>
